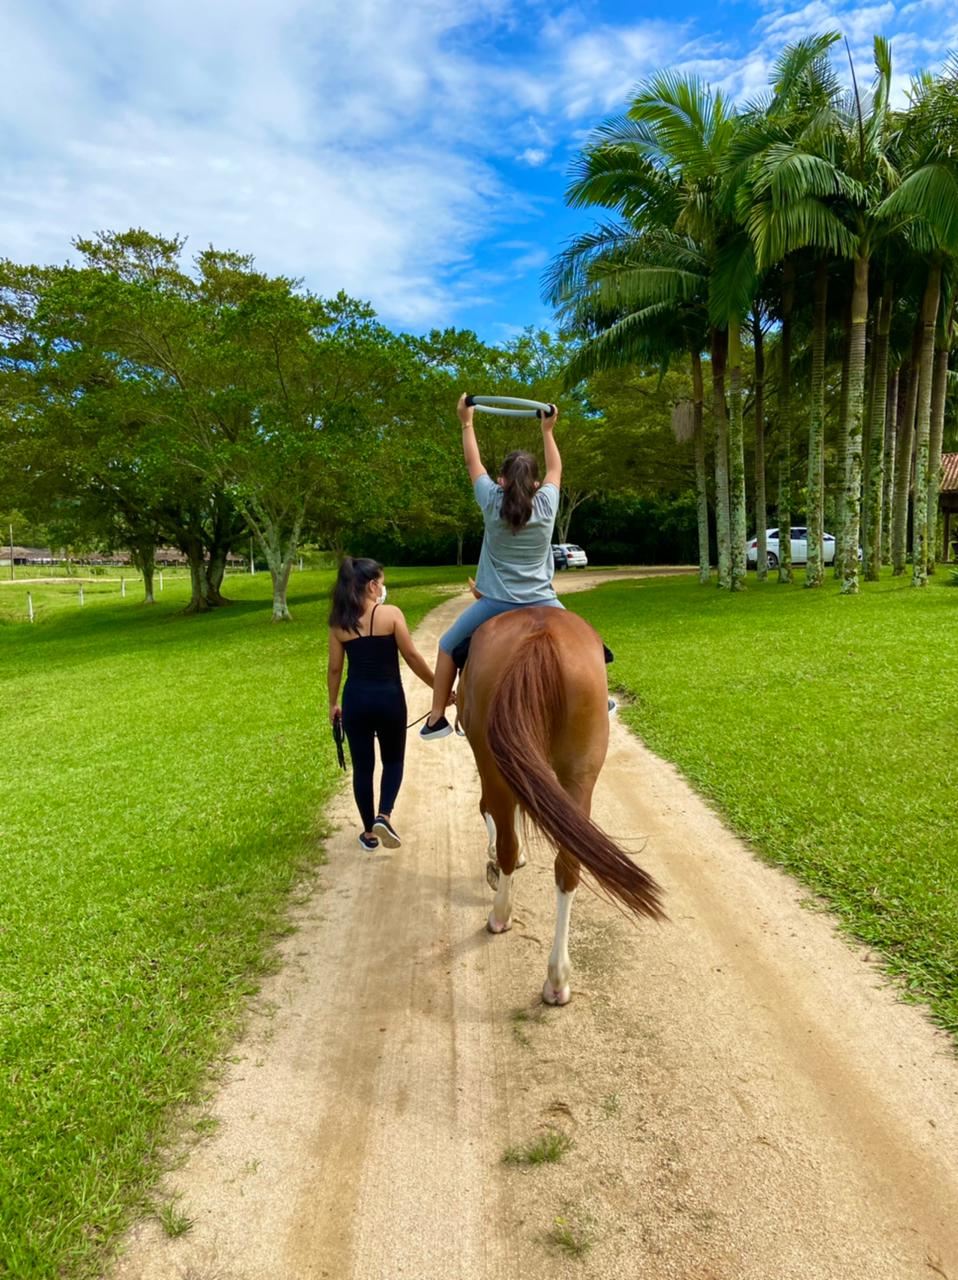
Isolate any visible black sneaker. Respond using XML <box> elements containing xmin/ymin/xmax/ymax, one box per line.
<box><xmin>419</xmin><ymin>715</ymin><xmax>453</xmax><ymax>740</ymax></box>
<box><xmin>358</xmin><ymin>833</ymin><xmax>380</xmax><ymax>851</ymax></box>
<box><xmin>373</xmin><ymin>815</ymin><xmax>401</xmax><ymax>848</ymax></box>
<box><xmin>608</xmin><ymin>698</ymin><xmax>618</xmax><ymax>715</ymax></box>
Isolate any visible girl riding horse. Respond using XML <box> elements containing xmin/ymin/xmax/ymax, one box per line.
<box><xmin>420</xmin><ymin>393</ymin><xmax>565</xmax><ymax>739</ymax></box>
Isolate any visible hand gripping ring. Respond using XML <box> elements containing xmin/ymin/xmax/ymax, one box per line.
<box><xmin>465</xmin><ymin>394</ymin><xmax>556</xmax><ymax>419</ymax></box>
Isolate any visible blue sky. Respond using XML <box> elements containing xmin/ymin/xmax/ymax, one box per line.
<box><xmin>1</xmin><ymin>0</ymin><xmax>956</xmax><ymax>342</ymax></box>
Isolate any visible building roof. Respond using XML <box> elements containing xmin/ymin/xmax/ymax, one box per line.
<box><xmin>942</xmin><ymin>453</ymin><xmax>958</xmax><ymax>493</ymax></box>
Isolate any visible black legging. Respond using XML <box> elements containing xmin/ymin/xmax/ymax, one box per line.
<box><xmin>341</xmin><ymin>679</ymin><xmax>407</xmax><ymax>832</ymax></box>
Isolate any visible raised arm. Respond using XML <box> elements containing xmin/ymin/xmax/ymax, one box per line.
<box><xmin>541</xmin><ymin>403</ymin><xmax>562</xmax><ymax>489</ymax></box>
<box><xmin>458</xmin><ymin>392</ymin><xmax>487</xmax><ymax>483</ymax></box>
<box><xmin>327</xmin><ymin>631</ymin><xmax>345</xmax><ymax>723</ymax></box>
<box><xmin>391</xmin><ymin>610</ymin><xmax>435</xmax><ymax>689</ymax></box>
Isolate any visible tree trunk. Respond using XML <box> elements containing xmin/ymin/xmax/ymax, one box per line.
<box><xmin>881</xmin><ymin>368</ymin><xmax>898</xmax><ymax>567</ymax></box>
<box><xmin>778</xmin><ymin>263</ymin><xmax>795</xmax><ymax>584</ymax></box>
<box><xmin>926</xmin><ymin>344</ymin><xmax>949</xmax><ymax>575</ymax></box>
<box><xmin>893</xmin><ymin>340</ymin><xmax>919</xmax><ymax>574</ymax></box>
<box><xmin>727</xmin><ymin>317</ymin><xmax>747</xmax><ymax>592</ymax></box>
<box><xmin>129</xmin><ymin>539</ymin><xmax>157</xmax><ymax>604</ymax></box>
<box><xmin>861</xmin><ymin>306</ymin><xmax>878</xmax><ymax>577</ymax></box>
<box><xmin>692</xmin><ymin>349</ymin><xmax>711</xmax><ymax>584</ymax></box>
<box><xmin>206</xmin><ymin>549</ymin><xmax>229</xmax><ymax>606</ymax></box>
<box><xmin>806</xmin><ymin>262</ymin><xmax>828</xmax><ymax>588</ymax></box>
<box><xmin>456</xmin><ymin>532</ymin><xmax>464</xmax><ymax>567</ymax></box>
<box><xmin>840</xmin><ymin>253</ymin><xmax>869</xmax><ymax>595</ymax></box>
<box><xmin>912</xmin><ymin>260</ymin><xmax>941</xmax><ymax>588</ymax></box>
<box><xmin>864</xmin><ymin>281</ymin><xmax>893</xmax><ymax>581</ymax></box>
<box><xmin>710</xmin><ymin>328</ymin><xmax>732</xmax><ymax>590</ymax></box>
<box><xmin>752</xmin><ymin>318</ymin><xmax>767</xmax><ymax>583</ymax></box>
<box><xmin>556</xmin><ymin>490</ymin><xmax>590</xmax><ymax>545</ymax></box>
<box><xmin>184</xmin><ymin>542</ymin><xmax>214</xmax><ymax>613</ymax></box>
<box><xmin>269</xmin><ymin>559</ymin><xmax>294</xmax><ymax>621</ymax></box>
<box><xmin>834</xmin><ymin>314</ymin><xmax>852</xmax><ymax>577</ymax></box>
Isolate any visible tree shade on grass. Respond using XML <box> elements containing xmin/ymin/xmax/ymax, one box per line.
<box><xmin>573</xmin><ymin>573</ymin><xmax>958</xmax><ymax>1040</ymax></box>
<box><xmin>0</xmin><ymin>566</ymin><xmax>466</xmax><ymax>1280</ymax></box>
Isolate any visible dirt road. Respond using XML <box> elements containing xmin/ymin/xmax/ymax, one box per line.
<box><xmin>113</xmin><ymin>583</ymin><xmax>958</xmax><ymax>1280</ymax></box>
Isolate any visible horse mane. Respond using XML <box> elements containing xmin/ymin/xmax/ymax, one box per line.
<box><xmin>485</xmin><ymin>626</ymin><xmax>664</xmax><ymax>922</ymax></box>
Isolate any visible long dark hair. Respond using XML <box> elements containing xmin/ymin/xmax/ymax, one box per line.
<box><xmin>499</xmin><ymin>451</ymin><xmax>539</xmax><ymax>532</ymax></box>
<box><xmin>329</xmin><ymin>556</ymin><xmax>382</xmax><ymax>633</ymax></box>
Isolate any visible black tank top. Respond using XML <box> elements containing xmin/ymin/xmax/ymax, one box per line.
<box><xmin>343</xmin><ymin>605</ymin><xmax>401</xmax><ymax>684</ymax></box>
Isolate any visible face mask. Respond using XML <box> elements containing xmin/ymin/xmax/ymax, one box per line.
<box><xmin>377</xmin><ymin>584</ymin><xmax>387</xmax><ymax>605</ymax></box>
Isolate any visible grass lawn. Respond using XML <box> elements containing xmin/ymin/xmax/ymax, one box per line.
<box><xmin>0</xmin><ymin>563</ymin><xmax>470</xmax><ymax>1279</ymax></box>
<box><xmin>572</xmin><ymin>569</ymin><xmax>958</xmax><ymax>1040</ymax></box>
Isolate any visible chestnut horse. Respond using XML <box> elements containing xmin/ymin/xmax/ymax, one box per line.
<box><xmin>456</xmin><ymin>606</ymin><xmax>664</xmax><ymax>1004</ymax></box>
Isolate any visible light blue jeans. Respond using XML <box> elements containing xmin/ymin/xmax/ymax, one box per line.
<box><xmin>439</xmin><ymin>594</ymin><xmax>564</xmax><ymax>655</ymax></box>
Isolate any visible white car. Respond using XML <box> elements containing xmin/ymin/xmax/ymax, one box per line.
<box><xmin>747</xmin><ymin>527</ymin><xmax>838</xmax><ymax>569</ymax></box>
<box><xmin>553</xmin><ymin>543</ymin><xmax>588</xmax><ymax>569</ymax></box>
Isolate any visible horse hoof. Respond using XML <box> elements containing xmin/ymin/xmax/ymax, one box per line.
<box><xmin>487</xmin><ymin>912</ymin><xmax>512</xmax><ymax>934</ymax></box>
<box><xmin>486</xmin><ymin>860</ymin><xmax>500</xmax><ymax>891</ymax></box>
<box><xmin>542</xmin><ymin>981</ymin><xmax>571</xmax><ymax>1006</ymax></box>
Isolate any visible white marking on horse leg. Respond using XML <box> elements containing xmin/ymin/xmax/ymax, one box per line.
<box><xmin>487</xmin><ymin>869</ymin><xmax>515</xmax><ymax>934</ymax></box>
<box><xmin>543</xmin><ymin>885</ymin><xmax>575</xmax><ymax>1005</ymax></box>
<box><xmin>484</xmin><ymin>811</ymin><xmax>497</xmax><ymax>859</ymax></box>
<box><xmin>514</xmin><ymin>806</ymin><xmax>526</xmax><ymax>869</ymax></box>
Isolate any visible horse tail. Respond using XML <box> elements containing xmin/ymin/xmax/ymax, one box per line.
<box><xmin>485</xmin><ymin>628</ymin><xmax>665</xmax><ymax>922</ymax></box>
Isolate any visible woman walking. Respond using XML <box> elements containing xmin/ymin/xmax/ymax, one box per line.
<box><xmin>420</xmin><ymin>393</ymin><xmax>566</xmax><ymax>740</ymax></box>
<box><xmin>328</xmin><ymin>558</ymin><xmax>438</xmax><ymax>850</ymax></box>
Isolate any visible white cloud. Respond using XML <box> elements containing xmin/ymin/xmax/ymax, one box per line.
<box><xmin>0</xmin><ymin>0</ymin><xmax>529</xmax><ymax>327</ymax></box>
<box><xmin>2</xmin><ymin>0</ymin><xmax>955</xmax><ymax>336</ymax></box>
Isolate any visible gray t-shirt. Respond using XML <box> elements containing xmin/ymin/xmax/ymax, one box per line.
<box><xmin>473</xmin><ymin>474</ymin><xmax>559</xmax><ymax>603</ymax></box>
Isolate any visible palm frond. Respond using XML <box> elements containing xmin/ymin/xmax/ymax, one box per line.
<box><xmin>708</xmin><ymin>235</ymin><xmax>757</xmax><ymax>326</ymax></box>
<box><xmin>875</xmin><ymin>162</ymin><xmax>958</xmax><ymax>253</ymax></box>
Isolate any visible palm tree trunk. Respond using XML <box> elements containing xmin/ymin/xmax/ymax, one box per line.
<box><xmin>926</xmin><ymin>343</ymin><xmax>950</xmax><ymax>574</ymax></box>
<box><xmin>840</xmin><ymin>252</ymin><xmax>869</xmax><ymax>595</ymax></box>
<box><xmin>778</xmin><ymin>263</ymin><xmax>795</xmax><ymax>584</ymax></box>
<box><xmin>753</xmin><ymin>315</ymin><xmax>768</xmax><ymax>582</ymax></box>
<box><xmin>806</xmin><ymin>262</ymin><xmax>828</xmax><ymax>587</ymax></box>
<box><xmin>691</xmin><ymin>349</ymin><xmax>711</xmax><ymax>585</ymax></box>
<box><xmin>912</xmin><ymin>259</ymin><xmax>941</xmax><ymax>588</ymax></box>
<box><xmin>834</xmin><ymin>310</ymin><xmax>852</xmax><ymax>577</ymax></box>
<box><xmin>728</xmin><ymin>317</ymin><xmax>747</xmax><ymax>591</ymax></box>
<box><xmin>865</xmin><ymin>281</ymin><xmax>893</xmax><ymax>581</ymax></box>
<box><xmin>893</xmin><ymin>338</ymin><xmax>919</xmax><ymax>574</ymax></box>
<box><xmin>861</xmin><ymin>307</ymin><xmax>878</xmax><ymax>577</ymax></box>
<box><xmin>711</xmin><ymin>327</ymin><xmax>732</xmax><ymax>590</ymax></box>
<box><xmin>881</xmin><ymin>367</ymin><xmax>899</xmax><ymax>566</ymax></box>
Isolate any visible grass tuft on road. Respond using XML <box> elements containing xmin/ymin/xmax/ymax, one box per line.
<box><xmin>572</xmin><ymin>570</ymin><xmax>958</xmax><ymax>1040</ymax></box>
<box><xmin>0</xmin><ymin>564</ymin><xmax>467</xmax><ymax>1279</ymax></box>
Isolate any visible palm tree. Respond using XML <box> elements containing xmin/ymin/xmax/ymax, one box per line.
<box><xmin>730</xmin><ymin>34</ymin><xmax>853</xmax><ymax>587</ymax></box>
<box><xmin>548</xmin><ymin>73</ymin><xmax>752</xmax><ymax>590</ymax></box>
<box><xmin>546</xmin><ymin>223</ymin><xmax>712</xmax><ymax>583</ymax></box>
<box><xmin>877</xmin><ymin>58</ymin><xmax>958</xmax><ymax>583</ymax></box>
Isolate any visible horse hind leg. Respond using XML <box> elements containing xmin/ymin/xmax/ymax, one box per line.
<box><xmin>543</xmin><ymin>849</ymin><xmax>579</xmax><ymax>1005</ymax></box>
<box><xmin>543</xmin><ymin>773</ymin><xmax>594</xmax><ymax>1006</ymax></box>
<box><xmin>485</xmin><ymin>789</ymin><xmax>520</xmax><ymax>935</ymax></box>
<box><xmin>483</xmin><ymin>803</ymin><xmax>526</xmax><ymax>892</ymax></box>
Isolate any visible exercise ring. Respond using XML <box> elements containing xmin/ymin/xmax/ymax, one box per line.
<box><xmin>465</xmin><ymin>394</ymin><xmax>556</xmax><ymax>419</ymax></box>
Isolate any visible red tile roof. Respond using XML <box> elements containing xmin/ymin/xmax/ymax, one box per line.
<box><xmin>942</xmin><ymin>453</ymin><xmax>958</xmax><ymax>493</ymax></box>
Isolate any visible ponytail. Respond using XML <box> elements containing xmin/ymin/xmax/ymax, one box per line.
<box><xmin>499</xmin><ymin>451</ymin><xmax>540</xmax><ymax>532</ymax></box>
<box><xmin>329</xmin><ymin>555</ymin><xmax>382</xmax><ymax>633</ymax></box>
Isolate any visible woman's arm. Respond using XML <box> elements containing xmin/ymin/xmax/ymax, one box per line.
<box><xmin>327</xmin><ymin>631</ymin><xmax>345</xmax><ymax>722</ymax></box>
<box><xmin>541</xmin><ymin>403</ymin><xmax>562</xmax><ymax>489</ymax></box>
<box><xmin>458</xmin><ymin>392</ymin><xmax>487</xmax><ymax>483</ymax></box>
<box><xmin>391</xmin><ymin>611</ymin><xmax>435</xmax><ymax>688</ymax></box>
